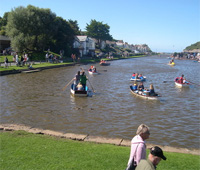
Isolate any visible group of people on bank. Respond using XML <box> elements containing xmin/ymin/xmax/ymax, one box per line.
<box><xmin>126</xmin><ymin>124</ymin><xmax>166</xmax><ymax>170</ymax></box>
<box><xmin>73</xmin><ymin>71</ymin><xmax>88</xmax><ymax>91</ymax></box>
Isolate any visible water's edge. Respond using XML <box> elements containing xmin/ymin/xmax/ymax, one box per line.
<box><xmin>1</xmin><ymin>123</ymin><xmax>199</xmax><ymax>155</ymax></box>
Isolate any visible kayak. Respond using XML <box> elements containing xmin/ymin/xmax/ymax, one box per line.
<box><xmin>130</xmin><ymin>76</ymin><xmax>146</xmax><ymax>82</ymax></box>
<box><xmin>70</xmin><ymin>84</ymin><xmax>88</xmax><ymax>97</ymax></box>
<box><xmin>130</xmin><ymin>85</ymin><xmax>161</xmax><ymax>100</ymax></box>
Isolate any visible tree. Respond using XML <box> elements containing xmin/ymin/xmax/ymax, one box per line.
<box><xmin>68</xmin><ymin>19</ymin><xmax>80</xmax><ymax>35</ymax></box>
<box><xmin>0</xmin><ymin>12</ymin><xmax>10</xmax><ymax>35</ymax></box>
<box><xmin>86</xmin><ymin>19</ymin><xmax>112</xmax><ymax>47</ymax></box>
<box><xmin>6</xmin><ymin>5</ymin><xmax>75</xmax><ymax>55</ymax></box>
<box><xmin>52</xmin><ymin>17</ymin><xmax>76</xmax><ymax>57</ymax></box>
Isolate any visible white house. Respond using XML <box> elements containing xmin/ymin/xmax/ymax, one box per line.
<box><xmin>73</xmin><ymin>35</ymin><xmax>96</xmax><ymax>57</ymax></box>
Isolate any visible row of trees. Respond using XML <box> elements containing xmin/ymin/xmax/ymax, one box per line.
<box><xmin>0</xmin><ymin>5</ymin><xmax>113</xmax><ymax>57</ymax></box>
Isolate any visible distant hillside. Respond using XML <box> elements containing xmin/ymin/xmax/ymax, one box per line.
<box><xmin>184</xmin><ymin>42</ymin><xmax>200</xmax><ymax>52</ymax></box>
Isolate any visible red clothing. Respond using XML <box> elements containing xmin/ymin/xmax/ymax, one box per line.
<box><xmin>180</xmin><ymin>77</ymin><xmax>184</xmax><ymax>83</ymax></box>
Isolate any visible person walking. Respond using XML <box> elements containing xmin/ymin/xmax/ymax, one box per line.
<box><xmin>135</xmin><ymin>146</ymin><xmax>166</xmax><ymax>170</ymax></box>
<box><xmin>126</xmin><ymin>124</ymin><xmax>150</xmax><ymax>170</ymax></box>
<box><xmin>4</xmin><ymin>57</ymin><xmax>9</xmax><ymax>68</ymax></box>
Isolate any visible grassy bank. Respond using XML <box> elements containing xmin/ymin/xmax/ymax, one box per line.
<box><xmin>0</xmin><ymin>131</ymin><xmax>199</xmax><ymax>170</ymax></box>
<box><xmin>0</xmin><ymin>54</ymin><xmax>146</xmax><ymax>72</ymax></box>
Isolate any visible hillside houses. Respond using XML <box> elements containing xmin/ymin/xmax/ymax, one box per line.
<box><xmin>1</xmin><ymin>34</ymin><xmax>151</xmax><ymax>56</ymax></box>
<box><xmin>73</xmin><ymin>35</ymin><xmax>151</xmax><ymax>57</ymax></box>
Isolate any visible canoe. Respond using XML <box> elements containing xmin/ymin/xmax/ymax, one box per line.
<box><xmin>174</xmin><ymin>80</ymin><xmax>190</xmax><ymax>88</ymax></box>
<box><xmin>100</xmin><ymin>62</ymin><xmax>110</xmax><ymax>66</ymax></box>
<box><xmin>88</xmin><ymin>70</ymin><xmax>99</xmax><ymax>75</ymax></box>
<box><xmin>130</xmin><ymin>76</ymin><xmax>146</xmax><ymax>81</ymax></box>
<box><xmin>129</xmin><ymin>85</ymin><xmax>161</xmax><ymax>100</ymax></box>
<box><xmin>70</xmin><ymin>84</ymin><xmax>88</xmax><ymax>97</ymax></box>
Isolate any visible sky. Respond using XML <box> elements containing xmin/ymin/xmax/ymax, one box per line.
<box><xmin>0</xmin><ymin>0</ymin><xmax>199</xmax><ymax>52</ymax></box>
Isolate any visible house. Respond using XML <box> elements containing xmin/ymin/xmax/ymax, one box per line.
<box><xmin>73</xmin><ymin>35</ymin><xmax>95</xmax><ymax>57</ymax></box>
<box><xmin>116</xmin><ymin>40</ymin><xmax>124</xmax><ymax>48</ymax></box>
<box><xmin>0</xmin><ymin>35</ymin><xmax>11</xmax><ymax>53</ymax></box>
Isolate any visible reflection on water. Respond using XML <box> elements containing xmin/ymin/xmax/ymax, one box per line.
<box><xmin>0</xmin><ymin>55</ymin><xmax>200</xmax><ymax>149</ymax></box>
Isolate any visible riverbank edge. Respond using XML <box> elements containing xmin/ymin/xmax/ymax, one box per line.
<box><xmin>0</xmin><ymin>123</ymin><xmax>199</xmax><ymax>155</ymax></box>
<box><xmin>0</xmin><ymin>55</ymin><xmax>150</xmax><ymax>76</ymax></box>
<box><xmin>0</xmin><ymin>63</ymin><xmax>75</xmax><ymax>76</ymax></box>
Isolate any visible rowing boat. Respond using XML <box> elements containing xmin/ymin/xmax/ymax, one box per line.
<box><xmin>168</xmin><ymin>62</ymin><xmax>175</xmax><ymax>66</ymax></box>
<box><xmin>129</xmin><ymin>85</ymin><xmax>161</xmax><ymax>100</ymax></box>
<box><xmin>130</xmin><ymin>76</ymin><xmax>146</xmax><ymax>82</ymax></box>
<box><xmin>99</xmin><ymin>61</ymin><xmax>110</xmax><ymax>66</ymax></box>
<box><xmin>88</xmin><ymin>70</ymin><xmax>99</xmax><ymax>75</ymax></box>
<box><xmin>174</xmin><ymin>79</ymin><xmax>190</xmax><ymax>88</ymax></box>
<box><xmin>70</xmin><ymin>84</ymin><xmax>88</xmax><ymax>97</ymax></box>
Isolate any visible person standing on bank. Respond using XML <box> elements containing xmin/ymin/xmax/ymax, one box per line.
<box><xmin>126</xmin><ymin>124</ymin><xmax>150</xmax><ymax>170</ymax></box>
<box><xmin>135</xmin><ymin>146</ymin><xmax>166</xmax><ymax>170</ymax></box>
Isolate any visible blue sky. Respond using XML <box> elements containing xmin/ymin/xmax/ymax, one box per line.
<box><xmin>1</xmin><ymin>0</ymin><xmax>199</xmax><ymax>52</ymax></box>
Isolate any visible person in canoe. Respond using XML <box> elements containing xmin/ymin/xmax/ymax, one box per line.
<box><xmin>132</xmin><ymin>81</ymin><xmax>138</xmax><ymax>90</ymax></box>
<box><xmin>149</xmin><ymin>84</ymin><xmax>158</xmax><ymax>96</ymax></box>
<box><xmin>73</xmin><ymin>71</ymin><xmax>81</xmax><ymax>90</ymax></box>
<box><xmin>169</xmin><ymin>59</ymin><xmax>175</xmax><ymax>64</ymax></box>
<box><xmin>138</xmin><ymin>82</ymin><xmax>145</xmax><ymax>94</ymax></box>
<box><xmin>175</xmin><ymin>74</ymin><xmax>189</xmax><ymax>84</ymax></box>
<box><xmin>80</xmin><ymin>71</ymin><xmax>87</xmax><ymax>91</ymax></box>
<box><xmin>179</xmin><ymin>74</ymin><xmax>184</xmax><ymax>83</ymax></box>
<box><xmin>92</xmin><ymin>66</ymin><xmax>97</xmax><ymax>72</ymax></box>
<box><xmin>138</xmin><ymin>74</ymin><xmax>144</xmax><ymax>79</ymax></box>
<box><xmin>100</xmin><ymin>60</ymin><xmax>106</xmax><ymax>64</ymax></box>
<box><xmin>132</xmin><ymin>73</ymin><xmax>136</xmax><ymax>77</ymax></box>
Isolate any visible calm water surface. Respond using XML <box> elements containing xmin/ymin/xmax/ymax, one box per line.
<box><xmin>0</xmin><ymin>55</ymin><xmax>199</xmax><ymax>149</ymax></box>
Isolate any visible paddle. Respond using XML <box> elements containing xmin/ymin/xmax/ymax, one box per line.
<box><xmin>87</xmin><ymin>77</ymin><xmax>96</xmax><ymax>93</ymax></box>
<box><xmin>187</xmin><ymin>80</ymin><xmax>200</xmax><ymax>86</ymax></box>
<box><xmin>62</xmin><ymin>78</ymin><xmax>74</xmax><ymax>91</ymax></box>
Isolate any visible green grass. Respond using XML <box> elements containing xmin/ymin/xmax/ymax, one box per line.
<box><xmin>0</xmin><ymin>55</ymin><xmax>13</xmax><ymax>62</ymax></box>
<box><xmin>0</xmin><ymin>62</ymin><xmax>73</xmax><ymax>71</ymax></box>
<box><xmin>0</xmin><ymin>131</ymin><xmax>199</xmax><ymax>170</ymax></box>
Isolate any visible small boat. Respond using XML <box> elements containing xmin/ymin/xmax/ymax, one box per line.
<box><xmin>130</xmin><ymin>76</ymin><xmax>146</xmax><ymax>82</ymax></box>
<box><xmin>129</xmin><ymin>85</ymin><xmax>161</xmax><ymax>100</ymax></box>
<box><xmin>168</xmin><ymin>62</ymin><xmax>175</xmax><ymax>66</ymax></box>
<box><xmin>70</xmin><ymin>84</ymin><xmax>88</xmax><ymax>97</ymax></box>
<box><xmin>88</xmin><ymin>70</ymin><xmax>99</xmax><ymax>75</ymax></box>
<box><xmin>174</xmin><ymin>78</ymin><xmax>190</xmax><ymax>88</ymax></box>
<box><xmin>99</xmin><ymin>60</ymin><xmax>110</xmax><ymax>66</ymax></box>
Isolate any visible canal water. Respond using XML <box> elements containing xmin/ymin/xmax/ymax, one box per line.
<box><xmin>0</xmin><ymin>55</ymin><xmax>199</xmax><ymax>149</ymax></box>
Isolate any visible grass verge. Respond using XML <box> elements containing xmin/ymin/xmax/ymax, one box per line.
<box><xmin>0</xmin><ymin>131</ymin><xmax>199</xmax><ymax>170</ymax></box>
